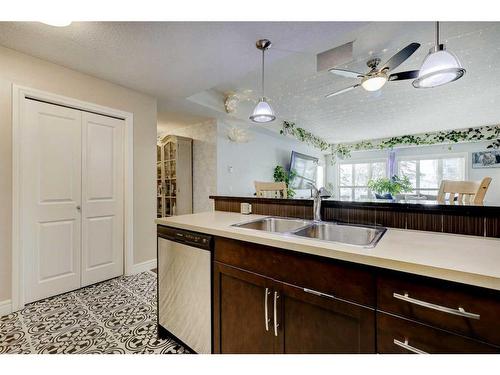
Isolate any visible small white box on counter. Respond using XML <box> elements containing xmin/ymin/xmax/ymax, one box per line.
<box><xmin>240</xmin><ymin>203</ymin><xmax>252</xmax><ymax>214</ymax></box>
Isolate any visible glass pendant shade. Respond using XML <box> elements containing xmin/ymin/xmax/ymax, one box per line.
<box><xmin>412</xmin><ymin>48</ymin><xmax>465</xmax><ymax>88</ymax></box>
<box><xmin>361</xmin><ymin>74</ymin><xmax>388</xmax><ymax>92</ymax></box>
<box><xmin>413</xmin><ymin>22</ymin><xmax>466</xmax><ymax>89</ymax></box>
<box><xmin>249</xmin><ymin>98</ymin><xmax>276</xmax><ymax>123</ymax></box>
<box><xmin>250</xmin><ymin>39</ymin><xmax>275</xmax><ymax>123</ymax></box>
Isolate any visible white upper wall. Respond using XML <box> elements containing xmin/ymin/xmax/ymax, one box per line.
<box><xmin>216</xmin><ymin>121</ymin><xmax>324</xmax><ymax>197</ymax></box>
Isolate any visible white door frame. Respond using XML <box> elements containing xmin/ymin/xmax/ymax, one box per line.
<box><xmin>12</xmin><ymin>84</ymin><xmax>134</xmax><ymax>311</ymax></box>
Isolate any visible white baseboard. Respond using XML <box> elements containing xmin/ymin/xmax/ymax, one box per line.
<box><xmin>129</xmin><ymin>258</ymin><xmax>157</xmax><ymax>275</ymax></box>
<box><xmin>0</xmin><ymin>299</ymin><xmax>12</xmax><ymax>317</ymax></box>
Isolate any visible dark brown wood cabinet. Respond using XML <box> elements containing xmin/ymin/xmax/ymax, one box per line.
<box><xmin>377</xmin><ymin>271</ymin><xmax>500</xmax><ymax>346</ymax></box>
<box><xmin>213</xmin><ymin>262</ymin><xmax>376</xmax><ymax>354</ymax></box>
<box><xmin>209</xmin><ymin>235</ymin><xmax>500</xmax><ymax>354</ymax></box>
<box><xmin>377</xmin><ymin>312</ymin><xmax>499</xmax><ymax>354</ymax></box>
<box><xmin>213</xmin><ymin>262</ymin><xmax>279</xmax><ymax>353</ymax></box>
<box><xmin>214</xmin><ymin>237</ymin><xmax>375</xmax><ymax>307</ymax></box>
<box><xmin>281</xmin><ymin>283</ymin><xmax>375</xmax><ymax>353</ymax></box>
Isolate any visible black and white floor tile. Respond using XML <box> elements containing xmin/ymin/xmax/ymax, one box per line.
<box><xmin>0</xmin><ymin>272</ymin><xmax>187</xmax><ymax>354</ymax></box>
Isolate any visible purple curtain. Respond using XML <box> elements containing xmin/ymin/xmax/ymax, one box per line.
<box><xmin>388</xmin><ymin>150</ymin><xmax>396</xmax><ymax>179</ymax></box>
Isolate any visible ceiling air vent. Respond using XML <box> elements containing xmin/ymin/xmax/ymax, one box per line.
<box><xmin>316</xmin><ymin>41</ymin><xmax>354</xmax><ymax>72</ymax></box>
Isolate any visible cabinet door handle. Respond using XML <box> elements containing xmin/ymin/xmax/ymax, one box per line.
<box><xmin>264</xmin><ymin>288</ymin><xmax>270</xmax><ymax>332</ymax></box>
<box><xmin>393</xmin><ymin>338</ymin><xmax>428</xmax><ymax>354</ymax></box>
<box><xmin>303</xmin><ymin>288</ymin><xmax>335</xmax><ymax>299</ymax></box>
<box><xmin>273</xmin><ymin>291</ymin><xmax>279</xmax><ymax>337</ymax></box>
<box><xmin>393</xmin><ymin>292</ymin><xmax>480</xmax><ymax>320</ymax></box>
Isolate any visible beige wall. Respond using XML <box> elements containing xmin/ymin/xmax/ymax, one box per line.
<box><xmin>0</xmin><ymin>45</ymin><xmax>157</xmax><ymax>302</ymax></box>
<box><xmin>161</xmin><ymin>120</ymin><xmax>217</xmax><ymax>213</ymax></box>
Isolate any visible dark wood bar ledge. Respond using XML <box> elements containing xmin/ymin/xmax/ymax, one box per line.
<box><xmin>210</xmin><ymin>195</ymin><xmax>500</xmax><ymax>238</ymax></box>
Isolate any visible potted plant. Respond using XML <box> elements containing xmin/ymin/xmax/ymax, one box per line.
<box><xmin>273</xmin><ymin>165</ymin><xmax>297</xmax><ymax>198</ymax></box>
<box><xmin>367</xmin><ymin>175</ymin><xmax>413</xmax><ymax>200</ymax></box>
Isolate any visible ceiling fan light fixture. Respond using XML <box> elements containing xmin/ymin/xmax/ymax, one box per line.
<box><xmin>250</xmin><ymin>39</ymin><xmax>276</xmax><ymax>123</ymax></box>
<box><xmin>325</xmin><ymin>42</ymin><xmax>420</xmax><ymax>98</ymax></box>
<box><xmin>413</xmin><ymin>22</ymin><xmax>466</xmax><ymax>89</ymax></box>
<box><xmin>249</xmin><ymin>97</ymin><xmax>276</xmax><ymax>123</ymax></box>
<box><xmin>361</xmin><ymin>73</ymin><xmax>388</xmax><ymax>92</ymax></box>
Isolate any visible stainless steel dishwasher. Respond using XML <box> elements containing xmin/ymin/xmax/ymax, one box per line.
<box><xmin>157</xmin><ymin>225</ymin><xmax>212</xmax><ymax>354</ymax></box>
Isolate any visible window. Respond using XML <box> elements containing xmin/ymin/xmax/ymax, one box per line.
<box><xmin>397</xmin><ymin>154</ymin><xmax>466</xmax><ymax>197</ymax></box>
<box><xmin>338</xmin><ymin>160</ymin><xmax>387</xmax><ymax>200</ymax></box>
<box><xmin>316</xmin><ymin>165</ymin><xmax>324</xmax><ymax>189</ymax></box>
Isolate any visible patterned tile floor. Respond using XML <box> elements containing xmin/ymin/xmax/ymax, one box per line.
<box><xmin>0</xmin><ymin>272</ymin><xmax>187</xmax><ymax>354</ymax></box>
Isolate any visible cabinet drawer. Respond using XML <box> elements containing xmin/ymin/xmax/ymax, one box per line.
<box><xmin>377</xmin><ymin>312</ymin><xmax>499</xmax><ymax>354</ymax></box>
<box><xmin>215</xmin><ymin>237</ymin><xmax>375</xmax><ymax>307</ymax></box>
<box><xmin>377</xmin><ymin>271</ymin><xmax>500</xmax><ymax>346</ymax></box>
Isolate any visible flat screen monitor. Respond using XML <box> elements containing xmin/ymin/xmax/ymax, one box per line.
<box><xmin>289</xmin><ymin>151</ymin><xmax>319</xmax><ymax>189</ymax></box>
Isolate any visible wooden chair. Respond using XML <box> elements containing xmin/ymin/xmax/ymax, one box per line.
<box><xmin>254</xmin><ymin>181</ymin><xmax>288</xmax><ymax>199</ymax></box>
<box><xmin>437</xmin><ymin>177</ymin><xmax>492</xmax><ymax>204</ymax></box>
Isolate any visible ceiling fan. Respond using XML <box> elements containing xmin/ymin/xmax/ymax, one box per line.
<box><xmin>325</xmin><ymin>43</ymin><xmax>421</xmax><ymax>98</ymax></box>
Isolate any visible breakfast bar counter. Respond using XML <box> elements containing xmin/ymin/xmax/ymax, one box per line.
<box><xmin>210</xmin><ymin>195</ymin><xmax>500</xmax><ymax>238</ymax></box>
<box><xmin>156</xmin><ymin>211</ymin><xmax>500</xmax><ymax>291</ymax></box>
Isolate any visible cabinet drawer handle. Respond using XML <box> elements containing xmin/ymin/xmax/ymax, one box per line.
<box><xmin>264</xmin><ymin>288</ymin><xmax>270</xmax><ymax>332</ymax></box>
<box><xmin>393</xmin><ymin>292</ymin><xmax>480</xmax><ymax>320</ymax></box>
<box><xmin>273</xmin><ymin>291</ymin><xmax>279</xmax><ymax>337</ymax></box>
<box><xmin>303</xmin><ymin>288</ymin><xmax>335</xmax><ymax>299</ymax></box>
<box><xmin>393</xmin><ymin>338</ymin><xmax>428</xmax><ymax>354</ymax></box>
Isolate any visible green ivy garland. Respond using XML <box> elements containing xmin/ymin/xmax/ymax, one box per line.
<box><xmin>280</xmin><ymin>121</ymin><xmax>500</xmax><ymax>163</ymax></box>
<box><xmin>280</xmin><ymin>121</ymin><xmax>331</xmax><ymax>152</ymax></box>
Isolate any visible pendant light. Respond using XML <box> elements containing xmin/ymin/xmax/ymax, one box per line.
<box><xmin>250</xmin><ymin>39</ymin><xmax>276</xmax><ymax>123</ymax></box>
<box><xmin>413</xmin><ymin>22</ymin><xmax>466</xmax><ymax>88</ymax></box>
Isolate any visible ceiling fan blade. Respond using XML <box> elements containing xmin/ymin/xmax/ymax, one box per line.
<box><xmin>389</xmin><ymin>70</ymin><xmax>420</xmax><ymax>81</ymax></box>
<box><xmin>325</xmin><ymin>84</ymin><xmax>360</xmax><ymax>98</ymax></box>
<box><xmin>328</xmin><ymin>68</ymin><xmax>365</xmax><ymax>79</ymax></box>
<box><xmin>381</xmin><ymin>43</ymin><xmax>420</xmax><ymax>72</ymax></box>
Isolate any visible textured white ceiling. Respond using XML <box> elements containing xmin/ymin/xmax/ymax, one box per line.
<box><xmin>207</xmin><ymin>22</ymin><xmax>500</xmax><ymax>143</ymax></box>
<box><xmin>0</xmin><ymin>21</ymin><xmax>364</xmax><ymax>124</ymax></box>
<box><xmin>1</xmin><ymin>21</ymin><xmax>499</xmax><ymax>143</ymax></box>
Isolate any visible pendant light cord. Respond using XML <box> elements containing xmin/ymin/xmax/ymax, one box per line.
<box><xmin>435</xmin><ymin>21</ymin><xmax>440</xmax><ymax>46</ymax></box>
<box><xmin>261</xmin><ymin>48</ymin><xmax>265</xmax><ymax>99</ymax></box>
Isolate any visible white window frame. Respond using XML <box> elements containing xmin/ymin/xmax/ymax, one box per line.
<box><xmin>337</xmin><ymin>158</ymin><xmax>388</xmax><ymax>200</ymax></box>
<box><xmin>316</xmin><ymin>164</ymin><xmax>325</xmax><ymax>189</ymax></box>
<box><xmin>395</xmin><ymin>152</ymin><xmax>468</xmax><ymax>195</ymax></box>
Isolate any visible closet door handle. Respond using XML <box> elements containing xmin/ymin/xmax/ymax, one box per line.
<box><xmin>393</xmin><ymin>338</ymin><xmax>428</xmax><ymax>354</ymax></box>
<box><xmin>76</xmin><ymin>205</ymin><xmax>81</xmax><ymax>211</ymax></box>
<box><xmin>273</xmin><ymin>291</ymin><xmax>279</xmax><ymax>337</ymax></box>
<box><xmin>393</xmin><ymin>292</ymin><xmax>480</xmax><ymax>320</ymax></box>
<box><xmin>264</xmin><ymin>288</ymin><xmax>270</xmax><ymax>332</ymax></box>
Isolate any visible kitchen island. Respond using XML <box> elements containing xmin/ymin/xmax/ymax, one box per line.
<box><xmin>156</xmin><ymin>211</ymin><xmax>500</xmax><ymax>354</ymax></box>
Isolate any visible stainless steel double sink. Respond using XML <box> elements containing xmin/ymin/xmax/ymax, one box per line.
<box><xmin>232</xmin><ymin>217</ymin><xmax>386</xmax><ymax>248</ymax></box>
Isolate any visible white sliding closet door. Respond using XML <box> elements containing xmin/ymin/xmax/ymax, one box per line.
<box><xmin>81</xmin><ymin>112</ymin><xmax>124</xmax><ymax>286</ymax></box>
<box><xmin>22</xmin><ymin>100</ymin><xmax>83</xmax><ymax>303</ymax></box>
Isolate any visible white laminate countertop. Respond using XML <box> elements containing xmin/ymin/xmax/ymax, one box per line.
<box><xmin>156</xmin><ymin>211</ymin><xmax>500</xmax><ymax>291</ymax></box>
